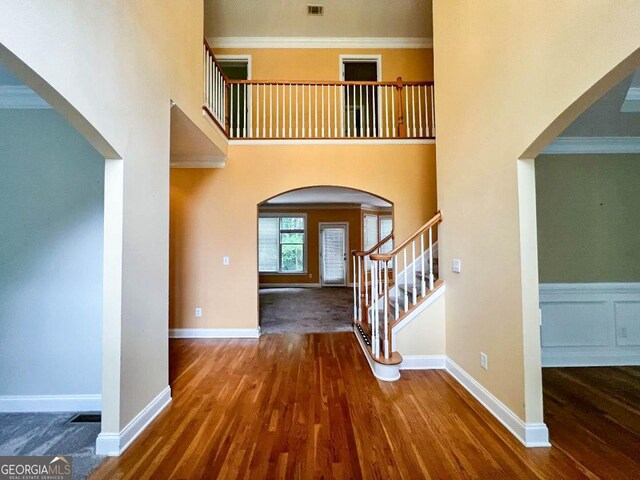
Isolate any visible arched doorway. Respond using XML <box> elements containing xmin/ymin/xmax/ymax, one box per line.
<box><xmin>257</xmin><ymin>186</ymin><xmax>393</xmax><ymax>334</ymax></box>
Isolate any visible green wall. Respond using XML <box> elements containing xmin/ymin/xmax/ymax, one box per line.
<box><xmin>536</xmin><ymin>154</ymin><xmax>640</xmax><ymax>283</ymax></box>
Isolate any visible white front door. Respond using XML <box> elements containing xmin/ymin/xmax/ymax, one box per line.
<box><xmin>320</xmin><ymin>224</ymin><xmax>347</xmax><ymax>286</ymax></box>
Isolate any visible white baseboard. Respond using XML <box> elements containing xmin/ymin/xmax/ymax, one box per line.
<box><xmin>445</xmin><ymin>358</ymin><xmax>550</xmax><ymax>448</ymax></box>
<box><xmin>0</xmin><ymin>394</ymin><xmax>101</xmax><ymax>412</ymax></box>
<box><xmin>400</xmin><ymin>355</ymin><xmax>446</xmax><ymax>370</ymax></box>
<box><xmin>169</xmin><ymin>328</ymin><xmax>261</xmax><ymax>339</ymax></box>
<box><xmin>96</xmin><ymin>385</ymin><xmax>171</xmax><ymax>456</ymax></box>
<box><xmin>259</xmin><ymin>283</ymin><xmax>320</xmax><ymax>288</ymax></box>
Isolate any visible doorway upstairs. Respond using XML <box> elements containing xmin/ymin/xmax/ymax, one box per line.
<box><xmin>257</xmin><ymin>186</ymin><xmax>393</xmax><ymax>334</ymax></box>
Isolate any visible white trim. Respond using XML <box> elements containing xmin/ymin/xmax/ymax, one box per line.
<box><xmin>542</xmin><ymin>353</ymin><xmax>640</xmax><ymax>367</ymax></box>
<box><xmin>543</xmin><ymin>136</ymin><xmax>640</xmax><ymax>154</ymax></box>
<box><xmin>339</xmin><ymin>54</ymin><xmax>382</xmax><ymax>82</ymax></box>
<box><xmin>539</xmin><ymin>282</ymin><xmax>640</xmax><ymax>295</ymax></box>
<box><xmin>0</xmin><ymin>394</ymin><xmax>101</xmax><ymax>412</ymax></box>
<box><xmin>0</xmin><ymin>85</ymin><xmax>52</xmax><ymax>109</ymax></box>
<box><xmin>319</xmin><ymin>222</ymin><xmax>349</xmax><ymax>287</ymax></box>
<box><xmin>261</xmin><ymin>204</ymin><xmax>390</xmax><ymax>211</ymax></box>
<box><xmin>400</xmin><ymin>355</ymin><xmax>446</xmax><ymax>370</ymax></box>
<box><xmin>207</xmin><ymin>36</ymin><xmax>433</xmax><ymax>50</ymax></box>
<box><xmin>170</xmin><ymin>155</ymin><xmax>227</xmax><ymax>168</ymax></box>
<box><xmin>169</xmin><ymin>328</ymin><xmax>261</xmax><ymax>339</ymax></box>
<box><xmin>445</xmin><ymin>358</ymin><xmax>550</xmax><ymax>448</ymax></box>
<box><xmin>216</xmin><ymin>55</ymin><xmax>252</xmax><ymax>136</ymax></box>
<box><xmin>259</xmin><ymin>212</ymin><xmax>308</xmax><ymax>274</ymax></box>
<box><xmin>259</xmin><ymin>283</ymin><xmax>320</xmax><ymax>288</ymax></box>
<box><xmin>96</xmin><ymin>386</ymin><xmax>171</xmax><ymax>456</ymax></box>
<box><xmin>229</xmin><ymin>139</ymin><xmax>435</xmax><ymax>146</ymax></box>
<box><xmin>353</xmin><ymin>326</ymin><xmax>400</xmax><ymax>381</ymax></box>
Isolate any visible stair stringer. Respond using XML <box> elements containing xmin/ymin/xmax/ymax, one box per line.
<box><xmin>391</xmin><ymin>282</ymin><xmax>446</xmax><ymax>354</ymax></box>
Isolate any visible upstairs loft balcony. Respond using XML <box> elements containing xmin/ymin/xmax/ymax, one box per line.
<box><xmin>203</xmin><ymin>41</ymin><xmax>435</xmax><ymax>141</ymax></box>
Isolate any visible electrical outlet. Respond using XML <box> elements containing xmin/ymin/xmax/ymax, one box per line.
<box><xmin>223</xmin><ymin>256</ymin><xmax>230</xmax><ymax>265</ymax></box>
<box><xmin>452</xmin><ymin>259</ymin><xmax>462</xmax><ymax>273</ymax></box>
<box><xmin>195</xmin><ymin>307</ymin><xmax>202</xmax><ymax>317</ymax></box>
<box><xmin>619</xmin><ymin>326</ymin><xmax>628</xmax><ymax>339</ymax></box>
<box><xmin>308</xmin><ymin>273</ymin><xmax>312</xmax><ymax>278</ymax></box>
<box><xmin>480</xmin><ymin>352</ymin><xmax>488</xmax><ymax>370</ymax></box>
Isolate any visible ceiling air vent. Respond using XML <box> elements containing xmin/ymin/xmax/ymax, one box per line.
<box><xmin>307</xmin><ymin>5</ymin><xmax>324</xmax><ymax>16</ymax></box>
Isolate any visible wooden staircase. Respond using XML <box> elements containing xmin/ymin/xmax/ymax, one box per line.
<box><xmin>352</xmin><ymin>211</ymin><xmax>444</xmax><ymax>380</ymax></box>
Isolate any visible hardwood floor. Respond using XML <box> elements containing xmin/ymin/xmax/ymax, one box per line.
<box><xmin>91</xmin><ymin>334</ymin><xmax>638</xmax><ymax>479</ymax></box>
<box><xmin>542</xmin><ymin>366</ymin><xmax>640</xmax><ymax>480</ymax></box>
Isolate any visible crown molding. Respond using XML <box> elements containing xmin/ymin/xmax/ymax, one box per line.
<box><xmin>170</xmin><ymin>155</ymin><xmax>226</xmax><ymax>168</ymax></box>
<box><xmin>207</xmin><ymin>36</ymin><xmax>433</xmax><ymax>50</ymax></box>
<box><xmin>542</xmin><ymin>136</ymin><xmax>640</xmax><ymax>154</ymax></box>
<box><xmin>0</xmin><ymin>85</ymin><xmax>51</xmax><ymax>109</ymax></box>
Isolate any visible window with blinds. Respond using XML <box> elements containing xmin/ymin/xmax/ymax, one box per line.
<box><xmin>379</xmin><ymin>216</ymin><xmax>393</xmax><ymax>254</ymax></box>
<box><xmin>258</xmin><ymin>215</ymin><xmax>306</xmax><ymax>273</ymax></box>
<box><xmin>363</xmin><ymin>214</ymin><xmax>379</xmax><ymax>251</ymax></box>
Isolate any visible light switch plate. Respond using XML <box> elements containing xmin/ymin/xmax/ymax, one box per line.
<box><xmin>223</xmin><ymin>256</ymin><xmax>230</xmax><ymax>265</ymax></box>
<box><xmin>452</xmin><ymin>259</ymin><xmax>462</xmax><ymax>273</ymax></box>
<box><xmin>195</xmin><ymin>307</ymin><xmax>202</xmax><ymax>317</ymax></box>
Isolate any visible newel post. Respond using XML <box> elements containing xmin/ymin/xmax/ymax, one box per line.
<box><xmin>395</xmin><ymin>77</ymin><xmax>407</xmax><ymax>138</ymax></box>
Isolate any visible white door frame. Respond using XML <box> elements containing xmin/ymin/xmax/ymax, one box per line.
<box><xmin>216</xmin><ymin>55</ymin><xmax>252</xmax><ymax>137</ymax></box>
<box><xmin>339</xmin><ymin>55</ymin><xmax>382</xmax><ymax>137</ymax></box>
<box><xmin>319</xmin><ymin>222</ymin><xmax>349</xmax><ymax>287</ymax></box>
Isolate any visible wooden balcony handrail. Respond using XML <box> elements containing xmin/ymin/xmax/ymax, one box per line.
<box><xmin>203</xmin><ymin>37</ymin><xmax>230</xmax><ymax>84</ymax></box>
<box><xmin>352</xmin><ymin>233</ymin><xmax>394</xmax><ymax>257</ymax></box>
<box><xmin>226</xmin><ymin>79</ymin><xmax>434</xmax><ymax>87</ymax></box>
<box><xmin>370</xmin><ymin>211</ymin><xmax>442</xmax><ymax>262</ymax></box>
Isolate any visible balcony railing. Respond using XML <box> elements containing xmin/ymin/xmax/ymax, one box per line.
<box><xmin>204</xmin><ymin>40</ymin><xmax>435</xmax><ymax>140</ymax></box>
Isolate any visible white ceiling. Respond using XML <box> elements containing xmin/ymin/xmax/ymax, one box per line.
<box><xmin>265</xmin><ymin>186</ymin><xmax>391</xmax><ymax>207</ymax></box>
<box><xmin>204</xmin><ymin>0</ymin><xmax>432</xmax><ymax>39</ymax></box>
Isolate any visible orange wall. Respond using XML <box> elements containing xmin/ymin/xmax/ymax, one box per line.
<box><xmin>213</xmin><ymin>48</ymin><xmax>433</xmax><ymax>82</ymax></box>
<box><xmin>169</xmin><ymin>143</ymin><xmax>437</xmax><ymax>329</ymax></box>
<box><xmin>258</xmin><ymin>207</ymin><xmax>363</xmax><ymax>285</ymax></box>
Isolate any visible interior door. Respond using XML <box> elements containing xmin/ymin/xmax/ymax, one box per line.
<box><xmin>320</xmin><ymin>224</ymin><xmax>347</xmax><ymax>286</ymax></box>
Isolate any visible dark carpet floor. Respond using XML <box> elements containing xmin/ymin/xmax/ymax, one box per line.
<box><xmin>259</xmin><ymin>287</ymin><xmax>353</xmax><ymax>334</ymax></box>
<box><xmin>0</xmin><ymin>412</ymin><xmax>105</xmax><ymax>480</ymax></box>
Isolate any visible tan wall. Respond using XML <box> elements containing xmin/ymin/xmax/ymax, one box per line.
<box><xmin>212</xmin><ymin>48</ymin><xmax>433</xmax><ymax>82</ymax></box>
<box><xmin>536</xmin><ymin>154</ymin><xmax>640</xmax><ymax>283</ymax></box>
<box><xmin>170</xmin><ymin>143</ymin><xmax>436</xmax><ymax>329</ymax></box>
<box><xmin>258</xmin><ymin>207</ymin><xmax>363</xmax><ymax>285</ymax></box>
<box><xmin>433</xmin><ymin>0</ymin><xmax>640</xmax><ymax>424</ymax></box>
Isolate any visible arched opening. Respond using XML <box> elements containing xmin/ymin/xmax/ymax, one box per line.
<box><xmin>0</xmin><ymin>52</ymin><xmax>116</xmax><ymax>476</ymax></box>
<box><xmin>519</xmin><ymin>48</ymin><xmax>640</xmax><ymax>471</ymax></box>
<box><xmin>257</xmin><ymin>186</ymin><xmax>393</xmax><ymax>334</ymax></box>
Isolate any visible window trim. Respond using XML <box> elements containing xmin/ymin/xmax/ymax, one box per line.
<box><xmin>258</xmin><ymin>213</ymin><xmax>308</xmax><ymax>274</ymax></box>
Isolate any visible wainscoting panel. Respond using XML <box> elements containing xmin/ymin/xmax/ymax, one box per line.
<box><xmin>540</xmin><ymin>283</ymin><xmax>640</xmax><ymax>367</ymax></box>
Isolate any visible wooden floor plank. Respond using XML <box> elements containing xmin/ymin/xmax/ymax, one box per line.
<box><xmin>90</xmin><ymin>334</ymin><xmax>639</xmax><ymax>479</ymax></box>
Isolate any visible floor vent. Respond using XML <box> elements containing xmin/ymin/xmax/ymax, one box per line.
<box><xmin>68</xmin><ymin>413</ymin><xmax>101</xmax><ymax>424</ymax></box>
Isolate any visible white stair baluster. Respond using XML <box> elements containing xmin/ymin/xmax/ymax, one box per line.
<box><xmin>358</xmin><ymin>256</ymin><xmax>363</xmax><ymax>322</ymax></box>
<box><xmin>394</xmin><ymin>253</ymin><xmax>399</xmax><ymax>319</ymax></box>
<box><xmin>371</xmin><ymin>261</ymin><xmax>376</xmax><ymax>357</ymax></box>
<box><xmin>403</xmin><ymin>249</ymin><xmax>408</xmax><ymax>313</ymax></box>
<box><xmin>412</xmin><ymin>240</ymin><xmax>417</xmax><ymax>305</ymax></box>
<box><xmin>364</xmin><ymin>257</ymin><xmax>368</xmax><ymax>311</ymax></box>
<box><xmin>353</xmin><ymin>255</ymin><xmax>357</xmax><ymax>320</ymax></box>
<box><xmin>429</xmin><ymin>226</ymin><xmax>435</xmax><ymax>290</ymax></box>
<box><xmin>384</xmin><ymin>260</ymin><xmax>389</xmax><ymax>359</ymax></box>
<box><xmin>420</xmin><ymin>233</ymin><xmax>426</xmax><ymax>297</ymax></box>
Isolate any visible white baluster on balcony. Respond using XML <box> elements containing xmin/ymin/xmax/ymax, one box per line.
<box><xmin>295</xmin><ymin>84</ymin><xmax>299</xmax><ymax>138</ymax></box>
<box><xmin>430</xmin><ymin>84</ymin><xmax>435</xmax><ymax>137</ymax></box>
<box><xmin>269</xmin><ymin>84</ymin><xmax>273</xmax><ymax>138</ymax></box>
<box><xmin>420</xmin><ymin>233</ymin><xmax>426</xmax><ymax>297</ymax></box>
<box><xmin>365</xmin><ymin>85</ymin><xmax>370</xmax><ymax>137</ymax></box>
<box><xmin>237</xmin><ymin>84</ymin><xmax>242</xmax><ymax>137</ymax></box>
<box><xmin>411</xmin><ymin>86</ymin><xmax>417</xmax><ymax>138</ymax></box>
<box><xmin>255</xmin><ymin>83</ymin><xmax>260</xmax><ymax>138</ymax></box>
<box><xmin>384</xmin><ymin>87</ymin><xmax>389</xmax><ymax>138</ymax></box>
<box><xmin>359</xmin><ymin>85</ymin><xmax>363</xmax><ymax>137</ymax></box>
<box><xmin>243</xmin><ymin>84</ymin><xmax>248</xmax><ymax>137</ymax></box>
<box><xmin>308</xmin><ymin>84</ymin><xmax>312</xmax><ymax>138</ymax></box>
<box><xmin>346</xmin><ymin>85</ymin><xmax>350</xmax><ymax>137</ymax></box>
<box><xmin>288</xmin><ymin>84</ymin><xmax>292</xmax><ymax>138</ymax></box>
<box><xmin>391</xmin><ymin>86</ymin><xmax>396</xmax><ymax>138</ymax></box>
<box><xmin>374</xmin><ymin>85</ymin><xmax>378</xmax><ymax>138</ymax></box>
<box><xmin>230</xmin><ymin>84</ymin><xmax>234</xmax><ymax>138</ymax></box>
<box><xmin>394</xmin><ymin>253</ymin><xmax>399</xmax><ymax>320</ymax></box>
<box><xmin>412</xmin><ymin>240</ymin><xmax>417</xmax><ymax>305</ymax></box>
<box><xmin>262</xmin><ymin>84</ymin><xmax>266</xmax><ymax>138</ymax></box>
<box><xmin>429</xmin><ymin>226</ymin><xmax>435</xmax><ymax>290</ymax></box>
<box><xmin>403</xmin><ymin>249</ymin><xmax>408</xmax><ymax>313</ymax></box>
<box><xmin>321</xmin><ymin>84</ymin><xmax>325</xmax><ymax>138</ymax></box>
<box><xmin>405</xmin><ymin>87</ymin><xmax>409</xmax><ymax>138</ymax></box>
<box><xmin>334</xmin><ymin>85</ymin><xmax>338</xmax><ymax>137</ymax></box>
<box><xmin>384</xmin><ymin>260</ymin><xmax>389</xmax><ymax>359</ymax></box>
<box><xmin>301</xmin><ymin>84</ymin><xmax>305</xmax><ymax>137</ymax></box>
<box><xmin>417</xmin><ymin>85</ymin><xmax>423</xmax><ymax>137</ymax></box>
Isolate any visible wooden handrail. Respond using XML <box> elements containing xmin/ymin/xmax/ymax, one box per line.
<box><xmin>226</xmin><ymin>79</ymin><xmax>434</xmax><ymax>87</ymax></box>
<box><xmin>371</xmin><ymin>211</ymin><xmax>442</xmax><ymax>261</ymax></box>
<box><xmin>353</xmin><ymin>233</ymin><xmax>394</xmax><ymax>257</ymax></box>
<box><xmin>203</xmin><ymin>37</ymin><xmax>230</xmax><ymax>84</ymax></box>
